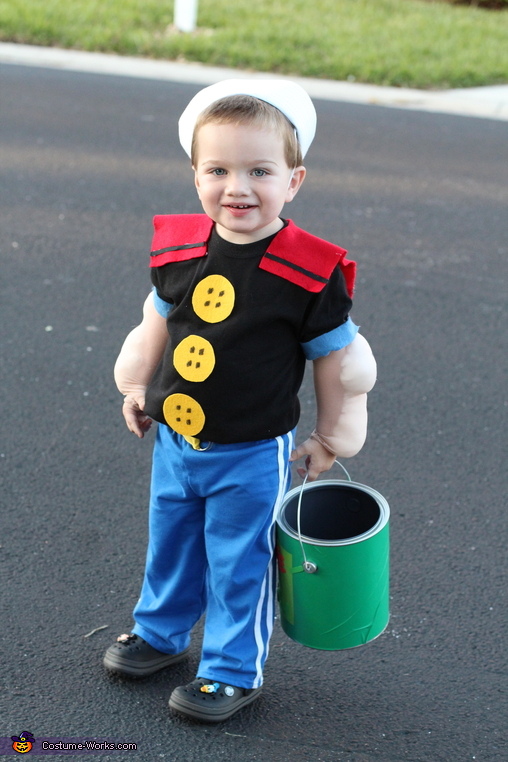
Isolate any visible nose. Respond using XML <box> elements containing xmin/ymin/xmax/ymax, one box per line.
<box><xmin>224</xmin><ymin>172</ymin><xmax>249</xmax><ymax>196</ymax></box>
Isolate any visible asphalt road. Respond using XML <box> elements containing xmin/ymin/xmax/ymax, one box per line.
<box><xmin>1</xmin><ymin>64</ymin><xmax>507</xmax><ymax>761</ymax></box>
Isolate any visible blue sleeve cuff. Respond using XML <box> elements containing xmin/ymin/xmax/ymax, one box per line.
<box><xmin>301</xmin><ymin>318</ymin><xmax>359</xmax><ymax>360</ymax></box>
<box><xmin>152</xmin><ymin>287</ymin><xmax>173</xmax><ymax>318</ymax></box>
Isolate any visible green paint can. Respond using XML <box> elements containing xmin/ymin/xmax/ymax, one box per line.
<box><xmin>276</xmin><ymin>471</ymin><xmax>390</xmax><ymax>650</ymax></box>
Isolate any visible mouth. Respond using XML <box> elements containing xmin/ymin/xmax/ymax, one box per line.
<box><xmin>223</xmin><ymin>203</ymin><xmax>257</xmax><ymax>217</ymax></box>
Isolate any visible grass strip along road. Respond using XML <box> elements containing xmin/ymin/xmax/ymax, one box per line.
<box><xmin>1</xmin><ymin>0</ymin><xmax>507</xmax><ymax>89</ymax></box>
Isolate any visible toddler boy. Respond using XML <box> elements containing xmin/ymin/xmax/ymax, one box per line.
<box><xmin>103</xmin><ymin>79</ymin><xmax>376</xmax><ymax>722</ymax></box>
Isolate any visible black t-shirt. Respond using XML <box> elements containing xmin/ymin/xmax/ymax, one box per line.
<box><xmin>144</xmin><ymin>226</ymin><xmax>352</xmax><ymax>443</ymax></box>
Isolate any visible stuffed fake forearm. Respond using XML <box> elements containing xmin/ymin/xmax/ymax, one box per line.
<box><xmin>290</xmin><ymin>334</ymin><xmax>377</xmax><ymax>479</ymax></box>
<box><xmin>114</xmin><ymin>292</ymin><xmax>169</xmax><ymax>397</ymax></box>
<box><xmin>114</xmin><ymin>292</ymin><xmax>169</xmax><ymax>438</ymax></box>
<box><xmin>312</xmin><ymin>333</ymin><xmax>377</xmax><ymax>458</ymax></box>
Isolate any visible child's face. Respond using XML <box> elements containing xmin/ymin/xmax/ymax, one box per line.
<box><xmin>193</xmin><ymin>121</ymin><xmax>306</xmax><ymax>244</ymax></box>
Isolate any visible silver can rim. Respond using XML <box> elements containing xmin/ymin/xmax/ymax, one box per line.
<box><xmin>276</xmin><ymin>479</ymin><xmax>390</xmax><ymax>547</ymax></box>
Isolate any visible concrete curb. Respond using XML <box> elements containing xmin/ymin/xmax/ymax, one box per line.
<box><xmin>1</xmin><ymin>42</ymin><xmax>508</xmax><ymax>122</ymax></box>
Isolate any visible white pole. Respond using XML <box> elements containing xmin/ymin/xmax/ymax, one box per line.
<box><xmin>174</xmin><ymin>0</ymin><xmax>198</xmax><ymax>33</ymax></box>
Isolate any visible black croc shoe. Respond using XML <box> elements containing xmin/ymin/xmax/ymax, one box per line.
<box><xmin>169</xmin><ymin>678</ymin><xmax>262</xmax><ymax>722</ymax></box>
<box><xmin>103</xmin><ymin>633</ymin><xmax>189</xmax><ymax>677</ymax></box>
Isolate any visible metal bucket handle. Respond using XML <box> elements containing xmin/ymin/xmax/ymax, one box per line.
<box><xmin>297</xmin><ymin>460</ymin><xmax>352</xmax><ymax>573</ymax></box>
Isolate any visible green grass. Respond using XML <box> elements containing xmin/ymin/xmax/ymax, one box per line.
<box><xmin>0</xmin><ymin>0</ymin><xmax>507</xmax><ymax>88</ymax></box>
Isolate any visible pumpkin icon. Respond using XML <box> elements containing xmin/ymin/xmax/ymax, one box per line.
<box><xmin>11</xmin><ymin>731</ymin><xmax>35</xmax><ymax>753</ymax></box>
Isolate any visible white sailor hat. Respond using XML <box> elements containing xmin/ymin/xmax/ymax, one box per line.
<box><xmin>178</xmin><ymin>78</ymin><xmax>317</xmax><ymax>159</ymax></box>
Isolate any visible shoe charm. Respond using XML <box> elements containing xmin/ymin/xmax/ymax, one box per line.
<box><xmin>200</xmin><ymin>682</ymin><xmax>221</xmax><ymax>693</ymax></box>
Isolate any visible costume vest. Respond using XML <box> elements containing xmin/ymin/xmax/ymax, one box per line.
<box><xmin>145</xmin><ymin>215</ymin><xmax>355</xmax><ymax>444</ymax></box>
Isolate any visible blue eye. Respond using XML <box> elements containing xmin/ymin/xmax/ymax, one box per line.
<box><xmin>252</xmin><ymin>169</ymin><xmax>267</xmax><ymax>177</ymax></box>
<box><xmin>212</xmin><ymin>168</ymin><xmax>227</xmax><ymax>175</ymax></box>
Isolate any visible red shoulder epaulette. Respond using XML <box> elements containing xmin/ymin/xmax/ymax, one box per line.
<box><xmin>149</xmin><ymin>214</ymin><xmax>355</xmax><ymax>296</ymax></box>
<box><xmin>150</xmin><ymin>214</ymin><xmax>213</xmax><ymax>267</ymax></box>
<box><xmin>259</xmin><ymin>219</ymin><xmax>355</xmax><ymax>296</ymax></box>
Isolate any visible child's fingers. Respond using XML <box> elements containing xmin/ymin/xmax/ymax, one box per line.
<box><xmin>291</xmin><ymin>439</ymin><xmax>336</xmax><ymax>481</ymax></box>
<box><xmin>138</xmin><ymin>416</ymin><xmax>153</xmax><ymax>434</ymax></box>
<box><xmin>125</xmin><ymin>414</ymin><xmax>144</xmax><ymax>438</ymax></box>
<box><xmin>122</xmin><ymin>400</ymin><xmax>151</xmax><ymax>438</ymax></box>
<box><xmin>304</xmin><ymin>458</ymin><xmax>322</xmax><ymax>482</ymax></box>
<box><xmin>289</xmin><ymin>443</ymin><xmax>308</xmax><ymax>462</ymax></box>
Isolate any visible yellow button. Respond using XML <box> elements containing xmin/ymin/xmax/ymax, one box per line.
<box><xmin>173</xmin><ymin>334</ymin><xmax>215</xmax><ymax>382</ymax></box>
<box><xmin>192</xmin><ymin>274</ymin><xmax>235</xmax><ymax>323</ymax></box>
<box><xmin>163</xmin><ymin>393</ymin><xmax>205</xmax><ymax>436</ymax></box>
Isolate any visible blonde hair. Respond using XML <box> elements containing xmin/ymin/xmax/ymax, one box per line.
<box><xmin>191</xmin><ymin>94</ymin><xmax>303</xmax><ymax>168</ymax></box>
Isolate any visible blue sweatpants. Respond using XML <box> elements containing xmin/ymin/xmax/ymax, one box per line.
<box><xmin>132</xmin><ymin>425</ymin><xmax>294</xmax><ymax>689</ymax></box>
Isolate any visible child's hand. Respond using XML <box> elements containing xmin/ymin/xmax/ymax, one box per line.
<box><xmin>290</xmin><ymin>436</ymin><xmax>336</xmax><ymax>482</ymax></box>
<box><xmin>122</xmin><ymin>393</ymin><xmax>153</xmax><ymax>438</ymax></box>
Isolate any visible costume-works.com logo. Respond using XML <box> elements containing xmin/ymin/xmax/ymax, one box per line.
<box><xmin>11</xmin><ymin>732</ymin><xmax>35</xmax><ymax>753</ymax></box>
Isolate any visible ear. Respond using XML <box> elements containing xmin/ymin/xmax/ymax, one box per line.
<box><xmin>193</xmin><ymin>166</ymin><xmax>201</xmax><ymax>198</ymax></box>
<box><xmin>285</xmin><ymin>166</ymin><xmax>306</xmax><ymax>202</ymax></box>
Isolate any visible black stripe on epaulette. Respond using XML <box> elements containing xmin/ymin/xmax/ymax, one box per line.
<box><xmin>263</xmin><ymin>252</ymin><xmax>329</xmax><ymax>284</ymax></box>
<box><xmin>151</xmin><ymin>241</ymin><xmax>207</xmax><ymax>257</ymax></box>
